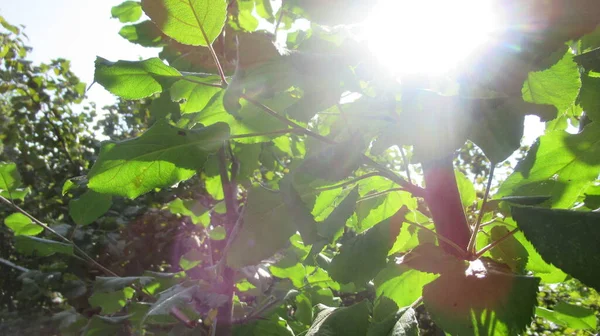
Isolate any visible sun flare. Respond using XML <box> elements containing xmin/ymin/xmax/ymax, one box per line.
<box><xmin>364</xmin><ymin>0</ymin><xmax>499</xmax><ymax>75</ymax></box>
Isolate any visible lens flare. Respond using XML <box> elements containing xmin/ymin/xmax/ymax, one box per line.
<box><xmin>364</xmin><ymin>0</ymin><xmax>499</xmax><ymax>75</ymax></box>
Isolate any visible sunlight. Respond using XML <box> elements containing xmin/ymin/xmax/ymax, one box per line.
<box><xmin>364</xmin><ymin>0</ymin><xmax>499</xmax><ymax>75</ymax></box>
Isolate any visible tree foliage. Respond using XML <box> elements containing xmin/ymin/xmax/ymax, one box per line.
<box><xmin>2</xmin><ymin>1</ymin><xmax>600</xmax><ymax>335</ymax></box>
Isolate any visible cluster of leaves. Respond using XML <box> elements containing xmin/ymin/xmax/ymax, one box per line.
<box><xmin>2</xmin><ymin>0</ymin><xmax>600</xmax><ymax>335</ymax></box>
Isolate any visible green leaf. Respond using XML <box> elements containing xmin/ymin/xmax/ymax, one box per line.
<box><xmin>318</xmin><ymin>186</ymin><xmax>359</xmax><ymax>240</ymax></box>
<box><xmin>111</xmin><ymin>1</ymin><xmax>143</xmax><ymax>23</ymax></box>
<box><xmin>89</xmin><ymin>288</ymin><xmax>135</xmax><ymax>314</ymax></box>
<box><xmin>170</xmin><ymin>77</ymin><xmax>221</xmax><ymax>113</ymax></box>
<box><xmin>144</xmin><ymin>284</ymin><xmax>227</xmax><ymax>321</ymax></box>
<box><xmin>119</xmin><ymin>20</ymin><xmax>165</xmax><ymax>47</ymax></box>
<box><xmin>423</xmin><ymin>261</ymin><xmax>540</xmax><ymax>336</ymax></box>
<box><xmin>94</xmin><ymin>57</ymin><xmax>181</xmax><ymax>100</ymax></box>
<box><xmin>498</xmin><ymin>195</ymin><xmax>552</xmax><ymax>206</ymax></box>
<box><xmin>142</xmin><ymin>0</ymin><xmax>227</xmax><ymax>46</ymax></box>
<box><xmin>375</xmin><ymin>265</ymin><xmax>437</xmax><ymax>309</ymax></box>
<box><xmin>400</xmin><ymin>244</ymin><xmax>467</xmax><ymax>274</ymax></box>
<box><xmin>583</xmin><ymin>184</ymin><xmax>600</xmax><ymax>209</ymax></box>
<box><xmin>62</xmin><ymin>180</ymin><xmax>76</xmax><ymax>196</ymax></box>
<box><xmin>280</xmin><ymin>178</ymin><xmax>321</xmax><ymax>244</ymax></box>
<box><xmin>356</xmin><ymin>182</ymin><xmax>417</xmax><ymax>232</ymax></box>
<box><xmin>511</xmin><ymin>206</ymin><xmax>600</xmax><ymax>291</ymax></box>
<box><xmin>227</xmin><ymin>187</ymin><xmax>297</xmax><ymax>268</ymax></box>
<box><xmin>207</xmin><ymin>226</ymin><xmax>226</xmax><ymax>240</ymax></box>
<box><xmin>233</xmin><ymin>316</ymin><xmax>295</xmax><ymax>335</ymax></box>
<box><xmin>522</xmin><ymin>50</ymin><xmax>581</xmax><ymax>114</ymax></box>
<box><xmin>69</xmin><ymin>190</ymin><xmax>112</xmax><ymax>226</ymax></box>
<box><xmin>488</xmin><ymin>226</ymin><xmax>529</xmax><ymax>273</ymax></box>
<box><xmin>497</xmin><ymin>123</ymin><xmax>600</xmax><ymax>208</ymax></box>
<box><xmin>456</xmin><ymin>170</ymin><xmax>476</xmax><ymax>207</ymax></box>
<box><xmin>270</xmin><ymin>263</ymin><xmax>306</xmax><ymax>288</ymax></box>
<box><xmin>367</xmin><ymin>307</ymin><xmax>419</xmax><ymax>336</ymax></box>
<box><xmin>0</xmin><ymin>161</ymin><xmax>28</xmax><ymax>200</ymax></box>
<box><xmin>83</xmin><ymin>315</ymin><xmax>130</xmax><ymax>336</ymax></box>
<box><xmin>294</xmin><ymin>138</ymin><xmax>364</xmax><ymax>185</ymax></box>
<box><xmin>195</xmin><ymin>91</ymin><xmax>293</xmax><ymax>144</ymax></box>
<box><xmin>579</xmin><ymin>73</ymin><xmax>600</xmax><ymax>121</ymax></box>
<box><xmin>94</xmin><ymin>276</ymin><xmax>154</xmax><ymax>292</ymax></box>
<box><xmin>150</xmin><ymin>91</ymin><xmax>180</xmax><ymax>119</ymax></box>
<box><xmin>88</xmin><ymin>121</ymin><xmax>229</xmax><ymax>199</ymax></box>
<box><xmin>306</xmin><ymin>301</ymin><xmax>371</xmax><ymax>336</ymax></box>
<box><xmin>14</xmin><ymin>236</ymin><xmax>73</xmax><ymax>256</ymax></box>
<box><xmin>167</xmin><ymin>198</ymin><xmax>210</xmax><ymax>226</ymax></box>
<box><xmin>535</xmin><ymin>302</ymin><xmax>597</xmax><ymax>330</ymax></box>
<box><xmin>329</xmin><ymin>216</ymin><xmax>401</xmax><ymax>285</ymax></box>
<box><xmin>4</xmin><ymin>213</ymin><xmax>42</xmax><ymax>236</ymax></box>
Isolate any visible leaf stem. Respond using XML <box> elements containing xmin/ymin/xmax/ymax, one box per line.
<box><xmin>399</xmin><ymin>147</ymin><xmax>412</xmax><ymax>183</ymax></box>
<box><xmin>273</xmin><ymin>0</ymin><xmax>286</xmax><ymax>38</ymax></box>
<box><xmin>228</xmin><ymin>128</ymin><xmax>301</xmax><ymax>139</ymax></box>
<box><xmin>189</xmin><ymin>6</ymin><xmax>228</xmax><ymax>86</ymax></box>
<box><xmin>467</xmin><ymin>166</ymin><xmax>495</xmax><ymax>255</ymax></box>
<box><xmin>313</xmin><ymin>172</ymin><xmax>381</xmax><ymax>192</ymax></box>
<box><xmin>357</xmin><ymin>187</ymin><xmax>406</xmax><ymax>203</ymax></box>
<box><xmin>404</xmin><ymin>219</ymin><xmax>468</xmax><ymax>259</ymax></box>
<box><xmin>242</xmin><ymin>95</ymin><xmax>426</xmax><ymax>198</ymax></box>
<box><xmin>179</xmin><ymin>76</ymin><xmax>223</xmax><ymax>88</ymax></box>
<box><xmin>474</xmin><ymin>227</ymin><xmax>519</xmax><ymax>259</ymax></box>
<box><xmin>0</xmin><ymin>195</ymin><xmax>118</xmax><ymax>277</ymax></box>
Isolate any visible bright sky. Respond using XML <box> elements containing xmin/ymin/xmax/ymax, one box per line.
<box><xmin>1</xmin><ymin>0</ymin><xmax>159</xmax><ymax>108</ymax></box>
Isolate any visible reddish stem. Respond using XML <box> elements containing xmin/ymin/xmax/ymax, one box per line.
<box><xmin>422</xmin><ymin>155</ymin><xmax>471</xmax><ymax>257</ymax></box>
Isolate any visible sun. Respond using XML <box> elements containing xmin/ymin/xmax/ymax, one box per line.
<box><xmin>364</xmin><ymin>0</ymin><xmax>499</xmax><ymax>76</ymax></box>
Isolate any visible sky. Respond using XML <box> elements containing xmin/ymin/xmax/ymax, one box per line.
<box><xmin>1</xmin><ymin>0</ymin><xmax>159</xmax><ymax>108</ymax></box>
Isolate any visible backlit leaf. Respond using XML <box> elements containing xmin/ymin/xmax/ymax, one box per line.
<box><xmin>94</xmin><ymin>57</ymin><xmax>181</xmax><ymax>100</ymax></box>
<box><xmin>170</xmin><ymin>76</ymin><xmax>221</xmax><ymax>113</ymax></box>
<box><xmin>535</xmin><ymin>302</ymin><xmax>597</xmax><ymax>330</ymax></box>
<box><xmin>142</xmin><ymin>0</ymin><xmax>227</xmax><ymax>46</ymax></box>
<box><xmin>4</xmin><ymin>213</ymin><xmax>43</xmax><ymax>236</ymax></box>
<box><xmin>497</xmin><ymin>123</ymin><xmax>600</xmax><ymax>208</ymax></box>
<box><xmin>111</xmin><ymin>1</ymin><xmax>143</xmax><ymax>23</ymax></box>
<box><xmin>88</xmin><ymin>121</ymin><xmax>229</xmax><ymax>199</ymax></box>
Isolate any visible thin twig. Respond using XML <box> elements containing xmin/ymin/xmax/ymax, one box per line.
<box><xmin>0</xmin><ymin>195</ymin><xmax>118</xmax><ymax>276</ymax></box>
<box><xmin>0</xmin><ymin>257</ymin><xmax>29</xmax><ymax>272</ymax></box>
<box><xmin>409</xmin><ymin>296</ymin><xmax>423</xmax><ymax>310</ymax></box>
<box><xmin>467</xmin><ymin>166</ymin><xmax>495</xmax><ymax>255</ymax></box>
<box><xmin>475</xmin><ymin>228</ymin><xmax>519</xmax><ymax>259</ymax></box>
<box><xmin>217</xmin><ymin>145</ymin><xmax>237</xmax><ymax>217</ymax></box>
<box><xmin>313</xmin><ymin>172</ymin><xmax>381</xmax><ymax>192</ymax></box>
<box><xmin>273</xmin><ymin>0</ymin><xmax>286</xmax><ymax>38</ymax></box>
<box><xmin>399</xmin><ymin>147</ymin><xmax>412</xmax><ymax>184</ymax></box>
<box><xmin>229</xmin><ymin>128</ymin><xmax>301</xmax><ymax>139</ymax></box>
<box><xmin>357</xmin><ymin>187</ymin><xmax>406</xmax><ymax>203</ymax></box>
<box><xmin>404</xmin><ymin>219</ymin><xmax>468</xmax><ymax>259</ymax></box>
<box><xmin>179</xmin><ymin>76</ymin><xmax>223</xmax><ymax>88</ymax></box>
<box><xmin>241</xmin><ymin>95</ymin><xmax>426</xmax><ymax>198</ymax></box>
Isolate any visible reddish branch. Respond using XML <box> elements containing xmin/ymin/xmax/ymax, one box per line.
<box><xmin>422</xmin><ymin>155</ymin><xmax>471</xmax><ymax>258</ymax></box>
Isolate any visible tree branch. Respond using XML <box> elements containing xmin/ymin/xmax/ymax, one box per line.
<box><xmin>0</xmin><ymin>195</ymin><xmax>118</xmax><ymax>276</ymax></box>
<box><xmin>241</xmin><ymin>95</ymin><xmax>425</xmax><ymax>198</ymax></box>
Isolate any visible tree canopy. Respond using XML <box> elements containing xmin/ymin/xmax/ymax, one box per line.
<box><xmin>1</xmin><ymin>1</ymin><xmax>600</xmax><ymax>335</ymax></box>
